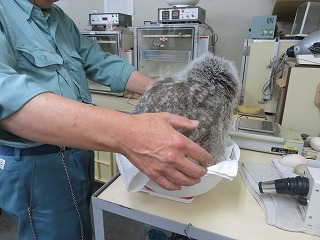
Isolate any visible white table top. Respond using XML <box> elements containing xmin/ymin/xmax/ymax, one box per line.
<box><xmin>97</xmin><ymin>149</ymin><xmax>318</xmax><ymax>240</ymax></box>
<box><xmin>91</xmin><ymin>93</ymin><xmax>137</xmax><ymax>113</ymax></box>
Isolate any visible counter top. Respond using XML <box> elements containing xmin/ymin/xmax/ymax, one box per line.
<box><xmin>91</xmin><ymin>93</ymin><xmax>138</xmax><ymax>113</ymax></box>
<box><xmin>95</xmin><ymin>149</ymin><xmax>318</xmax><ymax>240</ymax></box>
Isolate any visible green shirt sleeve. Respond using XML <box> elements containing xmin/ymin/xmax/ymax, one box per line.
<box><xmin>0</xmin><ymin>30</ymin><xmax>50</xmax><ymax>120</ymax></box>
<box><xmin>52</xmin><ymin>5</ymin><xmax>136</xmax><ymax>93</ymax></box>
<box><xmin>0</xmin><ymin>1</ymin><xmax>136</xmax><ymax>147</ymax></box>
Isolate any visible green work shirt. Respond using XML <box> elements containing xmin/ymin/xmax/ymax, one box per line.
<box><xmin>0</xmin><ymin>0</ymin><xmax>136</xmax><ymax>148</ymax></box>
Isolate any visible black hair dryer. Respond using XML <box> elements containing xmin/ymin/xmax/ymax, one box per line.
<box><xmin>258</xmin><ymin>176</ymin><xmax>309</xmax><ymax>205</ymax></box>
<box><xmin>259</xmin><ymin>167</ymin><xmax>320</xmax><ymax>227</ymax></box>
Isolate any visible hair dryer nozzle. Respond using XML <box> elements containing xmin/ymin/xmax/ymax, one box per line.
<box><xmin>286</xmin><ymin>45</ymin><xmax>296</xmax><ymax>57</ymax></box>
<box><xmin>259</xmin><ymin>176</ymin><xmax>309</xmax><ymax>196</ymax></box>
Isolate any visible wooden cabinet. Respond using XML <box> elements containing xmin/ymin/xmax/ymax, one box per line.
<box><xmin>276</xmin><ymin>61</ymin><xmax>320</xmax><ymax>137</ymax></box>
<box><xmin>94</xmin><ymin>151</ymin><xmax>117</xmax><ymax>183</ymax></box>
<box><xmin>240</xmin><ymin>39</ymin><xmax>300</xmax><ymax>114</ymax></box>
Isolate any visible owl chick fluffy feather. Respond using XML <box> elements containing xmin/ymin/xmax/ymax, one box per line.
<box><xmin>132</xmin><ymin>53</ymin><xmax>240</xmax><ymax>166</ymax></box>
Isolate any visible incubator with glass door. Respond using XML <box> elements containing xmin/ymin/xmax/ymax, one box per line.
<box><xmin>134</xmin><ymin>23</ymin><xmax>214</xmax><ymax>79</ymax></box>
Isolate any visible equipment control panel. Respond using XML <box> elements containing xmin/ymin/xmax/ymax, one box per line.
<box><xmin>89</xmin><ymin>13</ymin><xmax>132</xmax><ymax>27</ymax></box>
<box><xmin>158</xmin><ymin>7</ymin><xmax>206</xmax><ymax>23</ymax></box>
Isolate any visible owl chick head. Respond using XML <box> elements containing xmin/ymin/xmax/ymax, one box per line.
<box><xmin>176</xmin><ymin>53</ymin><xmax>240</xmax><ymax>103</ymax></box>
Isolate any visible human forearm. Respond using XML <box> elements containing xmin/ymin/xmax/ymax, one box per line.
<box><xmin>0</xmin><ymin>92</ymin><xmax>213</xmax><ymax>190</ymax></box>
<box><xmin>0</xmin><ymin>92</ymin><xmax>127</xmax><ymax>151</ymax></box>
<box><xmin>125</xmin><ymin>70</ymin><xmax>154</xmax><ymax>95</ymax></box>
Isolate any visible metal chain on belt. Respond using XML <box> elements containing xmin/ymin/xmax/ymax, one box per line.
<box><xmin>28</xmin><ymin>207</ymin><xmax>38</xmax><ymax>240</ymax></box>
<box><xmin>59</xmin><ymin>146</ymin><xmax>85</xmax><ymax>240</ymax></box>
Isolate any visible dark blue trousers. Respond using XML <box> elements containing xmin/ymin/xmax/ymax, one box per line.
<box><xmin>0</xmin><ymin>148</ymin><xmax>94</xmax><ymax>240</ymax></box>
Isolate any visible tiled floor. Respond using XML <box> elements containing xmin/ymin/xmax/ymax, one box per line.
<box><xmin>0</xmin><ymin>210</ymin><xmax>18</xmax><ymax>240</ymax></box>
<box><xmin>0</xmin><ymin>180</ymin><xmax>171</xmax><ymax>240</ymax></box>
<box><xmin>0</xmin><ymin>210</ymin><xmax>172</xmax><ymax>240</ymax></box>
<box><xmin>103</xmin><ymin>212</ymin><xmax>148</xmax><ymax>240</ymax></box>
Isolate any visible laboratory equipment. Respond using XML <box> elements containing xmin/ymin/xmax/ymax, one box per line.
<box><xmin>158</xmin><ymin>6</ymin><xmax>206</xmax><ymax>23</ymax></box>
<box><xmin>82</xmin><ymin>14</ymin><xmax>134</xmax><ymax>95</ymax></box>
<box><xmin>291</xmin><ymin>2</ymin><xmax>320</xmax><ymax>36</ymax></box>
<box><xmin>164</xmin><ymin>0</ymin><xmax>200</xmax><ymax>7</ymax></box>
<box><xmin>160</xmin><ymin>0</ymin><xmax>205</xmax><ymax>24</ymax></box>
<box><xmin>250</xmin><ymin>15</ymin><xmax>277</xmax><ymax>39</ymax></box>
<box><xmin>229</xmin><ymin>118</ymin><xmax>304</xmax><ymax>155</ymax></box>
<box><xmin>134</xmin><ymin>23</ymin><xmax>214</xmax><ymax>79</ymax></box>
<box><xmin>82</xmin><ymin>30</ymin><xmax>133</xmax><ymax>58</ymax></box>
<box><xmin>89</xmin><ymin>13</ymin><xmax>132</xmax><ymax>30</ymax></box>
<box><xmin>259</xmin><ymin>167</ymin><xmax>320</xmax><ymax>227</ymax></box>
<box><xmin>240</xmin><ymin>38</ymin><xmax>300</xmax><ymax>113</ymax></box>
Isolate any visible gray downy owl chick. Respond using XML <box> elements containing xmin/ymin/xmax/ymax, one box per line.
<box><xmin>132</xmin><ymin>53</ymin><xmax>240</xmax><ymax>166</ymax></box>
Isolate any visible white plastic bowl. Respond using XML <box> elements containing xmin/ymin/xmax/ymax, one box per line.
<box><xmin>164</xmin><ymin>0</ymin><xmax>200</xmax><ymax>7</ymax></box>
<box><xmin>145</xmin><ymin>139</ymin><xmax>240</xmax><ymax>198</ymax></box>
<box><xmin>145</xmin><ymin>171</ymin><xmax>222</xmax><ymax>198</ymax></box>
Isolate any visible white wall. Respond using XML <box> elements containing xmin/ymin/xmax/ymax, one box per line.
<box><xmin>55</xmin><ymin>0</ymin><xmax>104</xmax><ymax>31</ymax></box>
<box><xmin>56</xmin><ymin>0</ymin><xmax>275</xmax><ymax>71</ymax></box>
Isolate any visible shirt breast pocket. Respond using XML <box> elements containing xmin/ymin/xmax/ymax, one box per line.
<box><xmin>66</xmin><ymin>51</ymin><xmax>88</xmax><ymax>88</ymax></box>
<box><xmin>16</xmin><ymin>46</ymin><xmax>63</xmax><ymax>69</ymax></box>
<box><xmin>67</xmin><ymin>50</ymin><xmax>85</xmax><ymax>73</ymax></box>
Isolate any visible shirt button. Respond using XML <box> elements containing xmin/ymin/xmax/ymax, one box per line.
<box><xmin>33</xmin><ymin>9</ymin><xmax>39</xmax><ymax>14</ymax></box>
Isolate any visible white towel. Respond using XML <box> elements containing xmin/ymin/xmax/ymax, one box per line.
<box><xmin>115</xmin><ymin>153</ymin><xmax>149</xmax><ymax>192</ymax></box>
<box><xmin>116</xmin><ymin>138</ymin><xmax>240</xmax><ymax>192</ymax></box>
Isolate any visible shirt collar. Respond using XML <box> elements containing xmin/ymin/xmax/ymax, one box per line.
<box><xmin>13</xmin><ymin>0</ymin><xmax>52</xmax><ymax>20</ymax></box>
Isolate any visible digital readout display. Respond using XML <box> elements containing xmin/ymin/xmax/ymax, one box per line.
<box><xmin>172</xmin><ymin>10</ymin><xmax>180</xmax><ymax>19</ymax></box>
<box><xmin>162</xmin><ymin>11</ymin><xmax>170</xmax><ymax>20</ymax></box>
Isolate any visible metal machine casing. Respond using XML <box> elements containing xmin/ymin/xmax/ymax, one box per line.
<box><xmin>134</xmin><ymin>23</ymin><xmax>214</xmax><ymax>79</ymax></box>
<box><xmin>299</xmin><ymin>167</ymin><xmax>320</xmax><ymax>227</ymax></box>
<box><xmin>158</xmin><ymin>6</ymin><xmax>206</xmax><ymax>23</ymax></box>
<box><xmin>229</xmin><ymin>118</ymin><xmax>304</xmax><ymax>155</ymax></box>
<box><xmin>89</xmin><ymin>13</ymin><xmax>132</xmax><ymax>27</ymax></box>
<box><xmin>250</xmin><ymin>16</ymin><xmax>277</xmax><ymax>39</ymax></box>
<box><xmin>82</xmin><ymin>30</ymin><xmax>133</xmax><ymax>95</ymax></box>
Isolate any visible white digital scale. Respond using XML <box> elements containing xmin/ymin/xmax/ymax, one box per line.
<box><xmin>229</xmin><ymin>118</ymin><xmax>304</xmax><ymax>155</ymax></box>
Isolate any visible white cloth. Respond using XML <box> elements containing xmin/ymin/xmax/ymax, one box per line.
<box><xmin>115</xmin><ymin>153</ymin><xmax>149</xmax><ymax>192</ymax></box>
<box><xmin>116</xmin><ymin>139</ymin><xmax>240</xmax><ymax>192</ymax></box>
